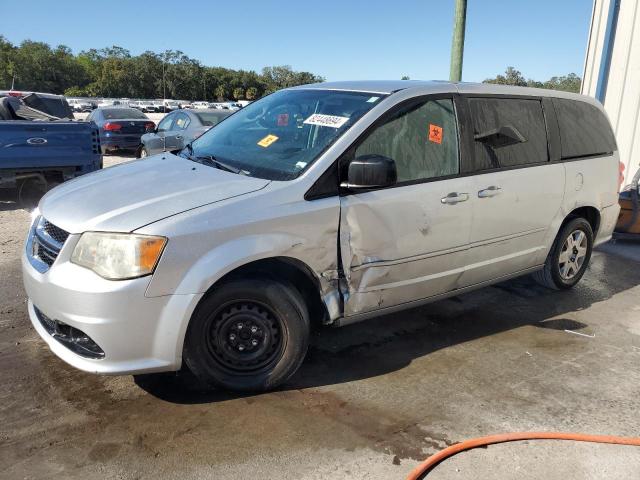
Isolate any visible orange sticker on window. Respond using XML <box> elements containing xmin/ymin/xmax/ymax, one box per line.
<box><xmin>277</xmin><ymin>113</ymin><xmax>289</xmax><ymax>126</ymax></box>
<box><xmin>257</xmin><ymin>134</ymin><xmax>279</xmax><ymax>148</ymax></box>
<box><xmin>428</xmin><ymin>124</ymin><xmax>443</xmax><ymax>144</ymax></box>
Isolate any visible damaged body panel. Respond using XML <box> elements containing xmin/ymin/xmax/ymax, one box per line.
<box><xmin>339</xmin><ymin>177</ymin><xmax>474</xmax><ymax>316</ymax></box>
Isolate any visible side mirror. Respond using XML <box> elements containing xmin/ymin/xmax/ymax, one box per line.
<box><xmin>475</xmin><ymin>125</ymin><xmax>526</xmax><ymax>148</ymax></box>
<box><xmin>344</xmin><ymin>154</ymin><xmax>397</xmax><ymax>189</ymax></box>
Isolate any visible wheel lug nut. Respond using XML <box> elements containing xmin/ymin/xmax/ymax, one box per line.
<box><xmin>229</xmin><ymin>334</ymin><xmax>236</xmax><ymax>340</ymax></box>
<box><xmin>251</xmin><ymin>339</ymin><xmax>258</xmax><ymax>346</ymax></box>
<box><xmin>237</xmin><ymin>323</ymin><xmax>243</xmax><ymax>329</ymax></box>
<box><xmin>238</xmin><ymin>344</ymin><xmax>245</xmax><ymax>351</ymax></box>
<box><xmin>251</xmin><ymin>326</ymin><xmax>258</xmax><ymax>333</ymax></box>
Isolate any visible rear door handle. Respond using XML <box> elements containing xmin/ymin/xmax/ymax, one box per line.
<box><xmin>478</xmin><ymin>186</ymin><xmax>502</xmax><ymax>198</ymax></box>
<box><xmin>441</xmin><ymin>192</ymin><xmax>469</xmax><ymax>205</ymax></box>
<box><xmin>175</xmin><ymin>135</ymin><xmax>183</xmax><ymax>139</ymax></box>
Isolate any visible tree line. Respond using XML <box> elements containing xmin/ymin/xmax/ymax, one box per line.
<box><xmin>0</xmin><ymin>36</ymin><xmax>324</xmax><ymax>101</ymax></box>
<box><xmin>482</xmin><ymin>66</ymin><xmax>581</xmax><ymax>93</ymax></box>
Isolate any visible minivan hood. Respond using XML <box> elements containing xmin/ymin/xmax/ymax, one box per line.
<box><xmin>39</xmin><ymin>153</ymin><xmax>270</xmax><ymax>233</ymax></box>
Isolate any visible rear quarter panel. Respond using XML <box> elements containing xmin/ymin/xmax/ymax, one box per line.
<box><xmin>560</xmin><ymin>153</ymin><xmax>621</xmax><ymax>244</ymax></box>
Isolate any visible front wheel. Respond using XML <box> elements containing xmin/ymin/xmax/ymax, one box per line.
<box><xmin>183</xmin><ymin>278</ymin><xmax>310</xmax><ymax>392</ymax></box>
<box><xmin>533</xmin><ymin>217</ymin><xmax>594</xmax><ymax>290</ymax></box>
<box><xmin>138</xmin><ymin>147</ymin><xmax>148</xmax><ymax>158</ymax></box>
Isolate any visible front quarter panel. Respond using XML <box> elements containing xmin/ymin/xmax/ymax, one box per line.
<box><xmin>138</xmin><ymin>184</ymin><xmax>340</xmax><ymax>304</ymax></box>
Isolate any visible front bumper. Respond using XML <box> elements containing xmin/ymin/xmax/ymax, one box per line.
<box><xmin>22</xmin><ymin>231</ymin><xmax>202</xmax><ymax>375</ymax></box>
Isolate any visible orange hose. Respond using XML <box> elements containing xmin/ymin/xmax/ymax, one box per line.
<box><xmin>406</xmin><ymin>432</ymin><xmax>640</xmax><ymax>480</ymax></box>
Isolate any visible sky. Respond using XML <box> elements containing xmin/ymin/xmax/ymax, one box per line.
<box><xmin>1</xmin><ymin>0</ymin><xmax>594</xmax><ymax>82</ymax></box>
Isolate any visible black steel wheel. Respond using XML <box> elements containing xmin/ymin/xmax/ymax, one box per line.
<box><xmin>184</xmin><ymin>277</ymin><xmax>310</xmax><ymax>392</ymax></box>
<box><xmin>206</xmin><ymin>300</ymin><xmax>284</xmax><ymax>375</ymax></box>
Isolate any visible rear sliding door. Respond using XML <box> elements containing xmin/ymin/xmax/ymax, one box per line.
<box><xmin>458</xmin><ymin>96</ymin><xmax>565</xmax><ymax>287</ymax></box>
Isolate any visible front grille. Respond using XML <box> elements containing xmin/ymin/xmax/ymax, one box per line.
<box><xmin>27</xmin><ymin>216</ymin><xmax>69</xmax><ymax>273</ymax></box>
<box><xmin>42</xmin><ymin>220</ymin><xmax>69</xmax><ymax>244</ymax></box>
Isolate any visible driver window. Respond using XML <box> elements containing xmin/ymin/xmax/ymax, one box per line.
<box><xmin>355</xmin><ymin>98</ymin><xmax>459</xmax><ymax>182</ymax></box>
<box><xmin>174</xmin><ymin>113</ymin><xmax>190</xmax><ymax>130</ymax></box>
<box><xmin>157</xmin><ymin>114</ymin><xmax>174</xmax><ymax>132</ymax></box>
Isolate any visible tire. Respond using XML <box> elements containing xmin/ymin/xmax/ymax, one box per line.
<box><xmin>183</xmin><ymin>277</ymin><xmax>310</xmax><ymax>392</ymax></box>
<box><xmin>138</xmin><ymin>147</ymin><xmax>148</xmax><ymax>158</ymax></box>
<box><xmin>533</xmin><ymin>217</ymin><xmax>594</xmax><ymax>290</ymax></box>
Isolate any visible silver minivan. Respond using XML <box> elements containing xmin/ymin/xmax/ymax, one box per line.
<box><xmin>22</xmin><ymin>81</ymin><xmax>621</xmax><ymax>391</ymax></box>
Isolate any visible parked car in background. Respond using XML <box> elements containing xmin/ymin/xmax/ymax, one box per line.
<box><xmin>69</xmin><ymin>99</ymin><xmax>94</xmax><ymax>113</ymax></box>
<box><xmin>136</xmin><ymin>101</ymin><xmax>155</xmax><ymax>113</ymax></box>
<box><xmin>0</xmin><ymin>90</ymin><xmax>74</xmax><ymax>119</ymax></box>
<box><xmin>177</xmin><ymin>100</ymin><xmax>193</xmax><ymax>109</ymax></box>
<box><xmin>191</xmin><ymin>101</ymin><xmax>210</xmax><ymax>109</ymax></box>
<box><xmin>160</xmin><ymin>100</ymin><xmax>180</xmax><ymax>112</ymax></box>
<box><xmin>98</xmin><ymin>99</ymin><xmax>124</xmax><ymax>108</ymax></box>
<box><xmin>22</xmin><ymin>81</ymin><xmax>620</xmax><ymax>392</ymax></box>
<box><xmin>86</xmin><ymin>107</ymin><xmax>155</xmax><ymax>154</ymax></box>
<box><xmin>138</xmin><ymin>108</ymin><xmax>232</xmax><ymax>157</ymax></box>
<box><xmin>0</xmin><ymin>93</ymin><xmax>101</xmax><ymax>204</ymax></box>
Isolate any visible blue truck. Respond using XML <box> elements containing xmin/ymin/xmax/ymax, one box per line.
<box><xmin>0</xmin><ymin>92</ymin><xmax>102</xmax><ymax>204</ymax></box>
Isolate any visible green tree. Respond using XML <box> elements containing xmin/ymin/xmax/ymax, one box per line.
<box><xmin>483</xmin><ymin>66</ymin><xmax>527</xmax><ymax>86</ymax></box>
<box><xmin>214</xmin><ymin>84</ymin><xmax>227</xmax><ymax>101</ymax></box>
<box><xmin>484</xmin><ymin>67</ymin><xmax>582</xmax><ymax>93</ymax></box>
<box><xmin>0</xmin><ymin>38</ymin><xmax>325</xmax><ymax>100</ymax></box>
<box><xmin>0</xmin><ymin>36</ymin><xmax>16</xmax><ymax>89</ymax></box>
<box><xmin>232</xmin><ymin>87</ymin><xmax>245</xmax><ymax>100</ymax></box>
<box><xmin>245</xmin><ymin>86</ymin><xmax>258</xmax><ymax>100</ymax></box>
<box><xmin>401</xmin><ymin>75</ymin><xmax>410</xmax><ymax>80</ymax></box>
<box><xmin>543</xmin><ymin>73</ymin><xmax>581</xmax><ymax>93</ymax></box>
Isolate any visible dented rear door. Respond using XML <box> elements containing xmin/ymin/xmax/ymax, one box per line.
<box><xmin>339</xmin><ymin>95</ymin><xmax>473</xmax><ymax>316</ymax></box>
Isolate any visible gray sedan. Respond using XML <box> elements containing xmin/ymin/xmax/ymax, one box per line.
<box><xmin>138</xmin><ymin>109</ymin><xmax>232</xmax><ymax>157</ymax></box>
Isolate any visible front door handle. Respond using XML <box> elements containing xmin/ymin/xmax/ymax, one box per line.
<box><xmin>441</xmin><ymin>192</ymin><xmax>469</xmax><ymax>205</ymax></box>
<box><xmin>478</xmin><ymin>186</ymin><xmax>502</xmax><ymax>198</ymax></box>
<box><xmin>175</xmin><ymin>135</ymin><xmax>183</xmax><ymax>139</ymax></box>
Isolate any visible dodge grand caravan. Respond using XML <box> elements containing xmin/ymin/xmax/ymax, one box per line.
<box><xmin>23</xmin><ymin>81</ymin><xmax>621</xmax><ymax>391</ymax></box>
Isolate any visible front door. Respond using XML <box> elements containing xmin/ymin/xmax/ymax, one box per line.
<box><xmin>339</xmin><ymin>96</ymin><xmax>473</xmax><ymax>317</ymax></box>
<box><xmin>164</xmin><ymin>112</ymin><xmax>190</xmax><ymax>151</ymax></box>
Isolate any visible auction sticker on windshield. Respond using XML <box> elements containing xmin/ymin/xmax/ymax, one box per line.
<box><xmin>257</xmin><ymin>134</ymin><xmax>279</xmax><ymax>147</ymax></box>
<box><xmin>303</xmin><ymin>114</ymin><xmax>349</xmax><ymax>129</ymax></box>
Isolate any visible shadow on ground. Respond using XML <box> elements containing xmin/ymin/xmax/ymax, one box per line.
<box><xmin>134</xmin><ymin>250</ymin><xmax>640</xmax><ymax>404</ymax></box>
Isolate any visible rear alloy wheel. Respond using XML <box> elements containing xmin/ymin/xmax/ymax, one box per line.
<box><xmin>139</xmin><ymin>147</ymin><xmax>148</xmax><ymax>158</ymax></box>
<box><xmin>184</xmin><ymin>278</ymin><xmax>310</xmax><ymax>392</ymax></box>
<box><xmin>533</xmin><ymin>217</ymin><xmax>594</xmax><ymax>290</ymax></box>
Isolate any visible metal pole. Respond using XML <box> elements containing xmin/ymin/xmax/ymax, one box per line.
<box><xmin>449</xmin><ymin>0</ymin><xmax>467</xmax><ymax>82</ymax></box>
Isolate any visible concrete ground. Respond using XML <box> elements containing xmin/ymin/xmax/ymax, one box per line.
<box><xmin>1</xmin><ymin>154</ymin><xmax>639</xmax><ymax>479</ymax></box>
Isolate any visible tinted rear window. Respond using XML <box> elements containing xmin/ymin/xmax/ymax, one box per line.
<box><xmin>552</xmin><ymin>98</ymin><xmax>617</xmax><ymax>159</ymax></box>
<box><xmin>469</xmin><ymin>97</ymin><xmax>548</xmax><ymax>170</ymax></box>
<box><xmin>102</xmin><ymin>108</ymin><xmax>147</xmax><ymax>120</ymax></box>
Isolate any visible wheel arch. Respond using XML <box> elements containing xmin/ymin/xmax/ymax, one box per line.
<box><xmin>564</xmin><ymin>205</ymin><xmax>601</xmax><ymax>236</ymax></box>
<box><xmin>208</xmin><ymin>256</ymin><xmax>332</xmax><ymax>329</ymax></box>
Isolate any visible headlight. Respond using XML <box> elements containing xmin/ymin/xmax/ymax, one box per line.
<box><xmin>71</xmin><ymin>232</ymin><xmax>167</xmax><ymax>280</ymax></box>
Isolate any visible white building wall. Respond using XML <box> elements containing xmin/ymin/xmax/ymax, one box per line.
<box><xmin>582</xmin><ymin>0</ymin><xmax>640</xmax><ymax>183</ymax></box>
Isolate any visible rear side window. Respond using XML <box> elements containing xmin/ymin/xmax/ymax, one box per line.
<box><xmin>552</xmin><ymin>98</ymin><xmax>617</xmax><ymax>159</ymax></box>
<box><xmin>469</xmin><ymin>98</ymin><xmax>548</xmax><ymax>169</ymax></box>
<box><xmin>355</xmin><ymin>98</ymin><xmax>459</xmax><ymax>182</ymax></box>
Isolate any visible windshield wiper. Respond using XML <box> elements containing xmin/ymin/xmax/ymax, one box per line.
<box><xmin>196</xmin><ymin>155</ymin><xmax>246</xmax><ymax>175</ymax></box>
<box><xmin>182</xmin><ymin>144</ymin><xmax>247</xmax><ymax>175</ymax></box>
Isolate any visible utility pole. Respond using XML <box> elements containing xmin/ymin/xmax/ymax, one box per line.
<box><xmin>449</xmin><ymin>0</ymin><xmax>467</xmax><ymax>82</ymax></box>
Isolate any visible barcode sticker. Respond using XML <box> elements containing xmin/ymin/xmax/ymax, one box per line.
<box><xmin>303</xmin><ymin>114</ymin><xmax>350</xmax><ymax>129</ymax></box>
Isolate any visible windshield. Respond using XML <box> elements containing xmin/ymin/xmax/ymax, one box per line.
<box><xmin>188</xmin><ymin>89</ymin><xmax>384</xmax><ymax>180</ymax></box>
